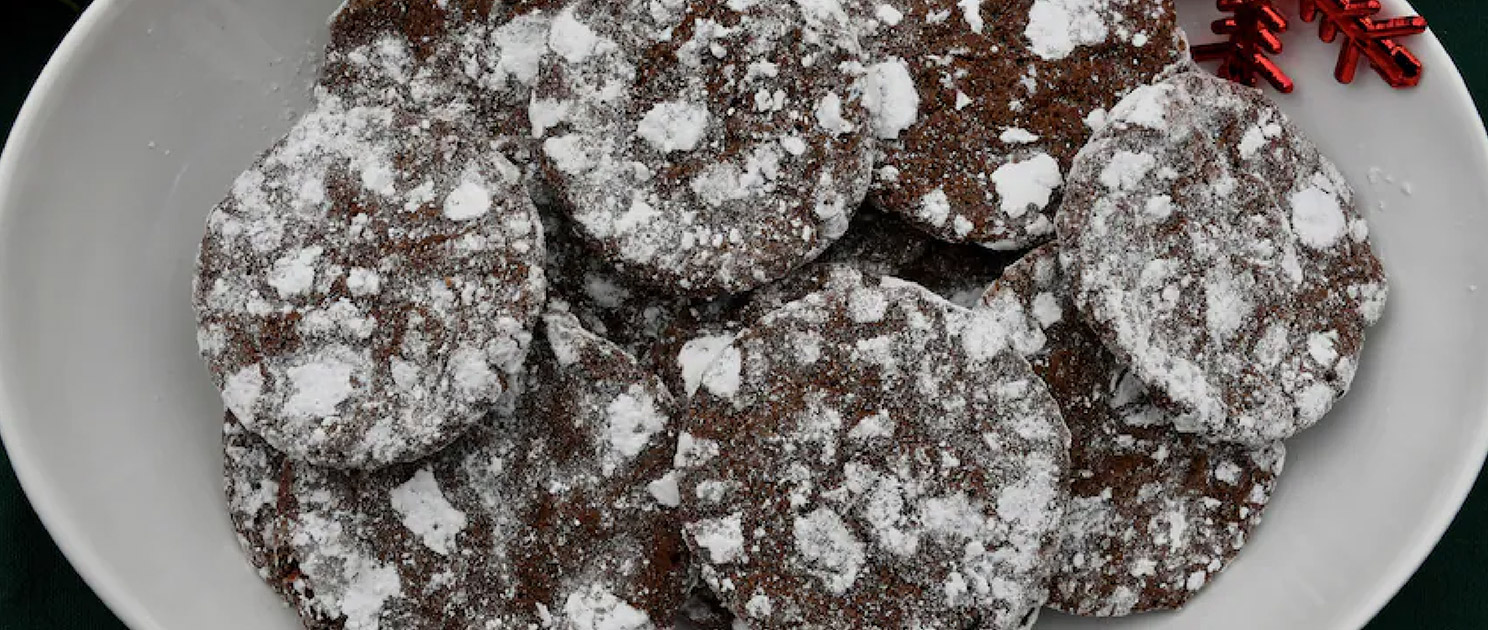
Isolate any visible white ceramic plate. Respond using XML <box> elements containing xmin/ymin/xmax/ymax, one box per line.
<box><xmin>0</xmin><ymin>0</ymin><xmax>1483</xmax><ymax>629</ymax></box>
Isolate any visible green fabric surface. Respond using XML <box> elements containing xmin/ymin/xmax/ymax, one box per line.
<box><xmin>1</xmin><ymin>0</ymin><xmax>1485</xmax><ymax>628</ymax></box>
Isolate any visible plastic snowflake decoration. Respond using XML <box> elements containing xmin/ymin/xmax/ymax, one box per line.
<box><xmin>1299</xmin><ymin>0</ymin><xmax>1429</xmax><ymax>88</ymax></box>
<box><xmin>1192</xmin><ymin>0</ymin><xmax>1295</xmax><ymax>93</ymax></box>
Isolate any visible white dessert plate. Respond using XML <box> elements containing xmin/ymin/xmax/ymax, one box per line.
<box><xmin>0</xmin><ymin>0</ymin><xmax>1483</xmax><ymax>629</ymax></box>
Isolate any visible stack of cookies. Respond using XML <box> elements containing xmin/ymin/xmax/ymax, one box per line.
<box><xmin>193</xmin><ymin>1</ymin><xmax>1388</xmax><ymax>628</ymax></box>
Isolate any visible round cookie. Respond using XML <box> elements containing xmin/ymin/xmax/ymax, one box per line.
<box><xmin>979</xmin><ymin>245</ymin><xmax>1285</xmax><ymax>616</ymax></box>
<box><xmin>532</xmin><ymin>0</ymin><xmax>876</xmax><ymax>295</ymax></box>
<box><xmin>675</xmin><ymin>267</ymin><xmax>1070</xmax><ymax>629</ymax></box>
<box><xmin>1056</xmin><ymin>71</ymin><xmax>1389</xmax><ymax>445</ymax></box>
<box><xmin>195</xmin><ymin>95</ymin><xmax>546</xmax><ymax>469</ymax></box>
<box><xmin>858</xmin><ymin>0</ymin><xmax>1187</xmax><ymax>249</ymax></box>
<box><xmin>224</xmin><ymin>311</ymin><xmax>687</xmax><ymax>629</ymax></box>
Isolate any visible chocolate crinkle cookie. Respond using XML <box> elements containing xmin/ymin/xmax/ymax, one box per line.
<box><xmin>1057</xmin><ymin>71</ymin><xmax>1388</xmax><ymax>446</ymax></box>
<box><xmin>195</xmin><ymin>93</ymin><xmax>546</xmax><ymax>469</ymax></box>
<box><xmin>857</xmin><ymin>0</ymin><xmax>1188</xmax><ymax>249</ymax></box>
<box><xmin>224</xmin><ymin>310</ymin><xmax>688</xmax><ymax>630</ymax></box>
<box><xmin>980</xmin><ymin>244</ymin><xmax>1285</xmax><ymax>616</ymax></box>
<box><xmin>674</xmin><ymin>267</ymin><xmax>1070</xmax><ymax>629</ymax></box>
<box><xmin>532</xmin><ymin>0</ymin><xmax>876</xmax><ymax>295</ymax></box>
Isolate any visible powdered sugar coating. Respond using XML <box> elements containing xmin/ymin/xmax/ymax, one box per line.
<box><xmin>1024</xmin><ymin>0</ymin><xmax>1123</xmax><ymax>60</ymax></box>
<box><xmin>980</xmin><ymin>245</ymin><xmax>1285</xmax><ymax>616</ymax></box>
<box><xmin>322</xmin><ymin>1</ymin><xmax>566</xmax><ymax>213</ymax></box>
<box><xmin>859</xmin><ymin>0</ymin><xmax>1187</xmax><ymax>248</ymax></box>
<box><xmin>223</xmin><ymin>311</ymin><xmax>686</xmax><ymax>629</ymax></box>
<box><xmin>1057</xmin><ymin>71</ymin><xmax>1388</xmax><ymax>445</ymax></box>
<box><xmin>533</xmin><ymin>0</ymin><xmax>876</xmax><ymax>295</ymax></box>
<box><xmin>677</xmin><ymin>268</ymin><xmax>1070</xmax><ymax>629</ymax></box>
<box><xmin>195</xmin><ymin>93</ymin><xmax>545</xmax><ymax>469</ymax></box>
<box><xmin>322</xmin><ymin>1</ymin><xmax>560</xmax><ymax>126</ymax></box>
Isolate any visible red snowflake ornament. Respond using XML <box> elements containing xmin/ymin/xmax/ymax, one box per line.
<box><xmin>1299</xmin><ymin>0</ymin><xmax>1428</xmax><ymax>88</ymax></box>
<box><xmin>1192</xmin><ymin>0</ymin><xmax>1295</xmax><ymax>93</ymax></box>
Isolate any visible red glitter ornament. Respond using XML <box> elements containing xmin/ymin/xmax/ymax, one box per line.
<box><xmin>1299</xmin><ymin>0</ymin><xmax>1428</xmax><ymax>88</ymax></box>
<box><xmin>1192</xmin><ymin>0</ymin><xmax>1295</xmax><ymax>93</ymax></box>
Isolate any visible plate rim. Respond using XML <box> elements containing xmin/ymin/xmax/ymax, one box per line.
<box><xmin>0</xmin><ymin>2</ymin><xmax>173</xmax><ymax>629</ymax></box>
<box><xmin>0</xmin><ymin>1</ymin><xmax>1483</xmax><ymax>629</ymax></box>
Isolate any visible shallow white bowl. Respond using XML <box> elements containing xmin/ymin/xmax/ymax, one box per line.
<box><xmin>0</xmin><ymin>0</ymin><xmax>1484</xmax><ymax>628</ymax></box>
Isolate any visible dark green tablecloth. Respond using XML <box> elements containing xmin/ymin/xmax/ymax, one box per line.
<box><xmin>3</xmin><ymin>0</ymin><xmax>1486</xmax><ymax>628</ymax></box>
